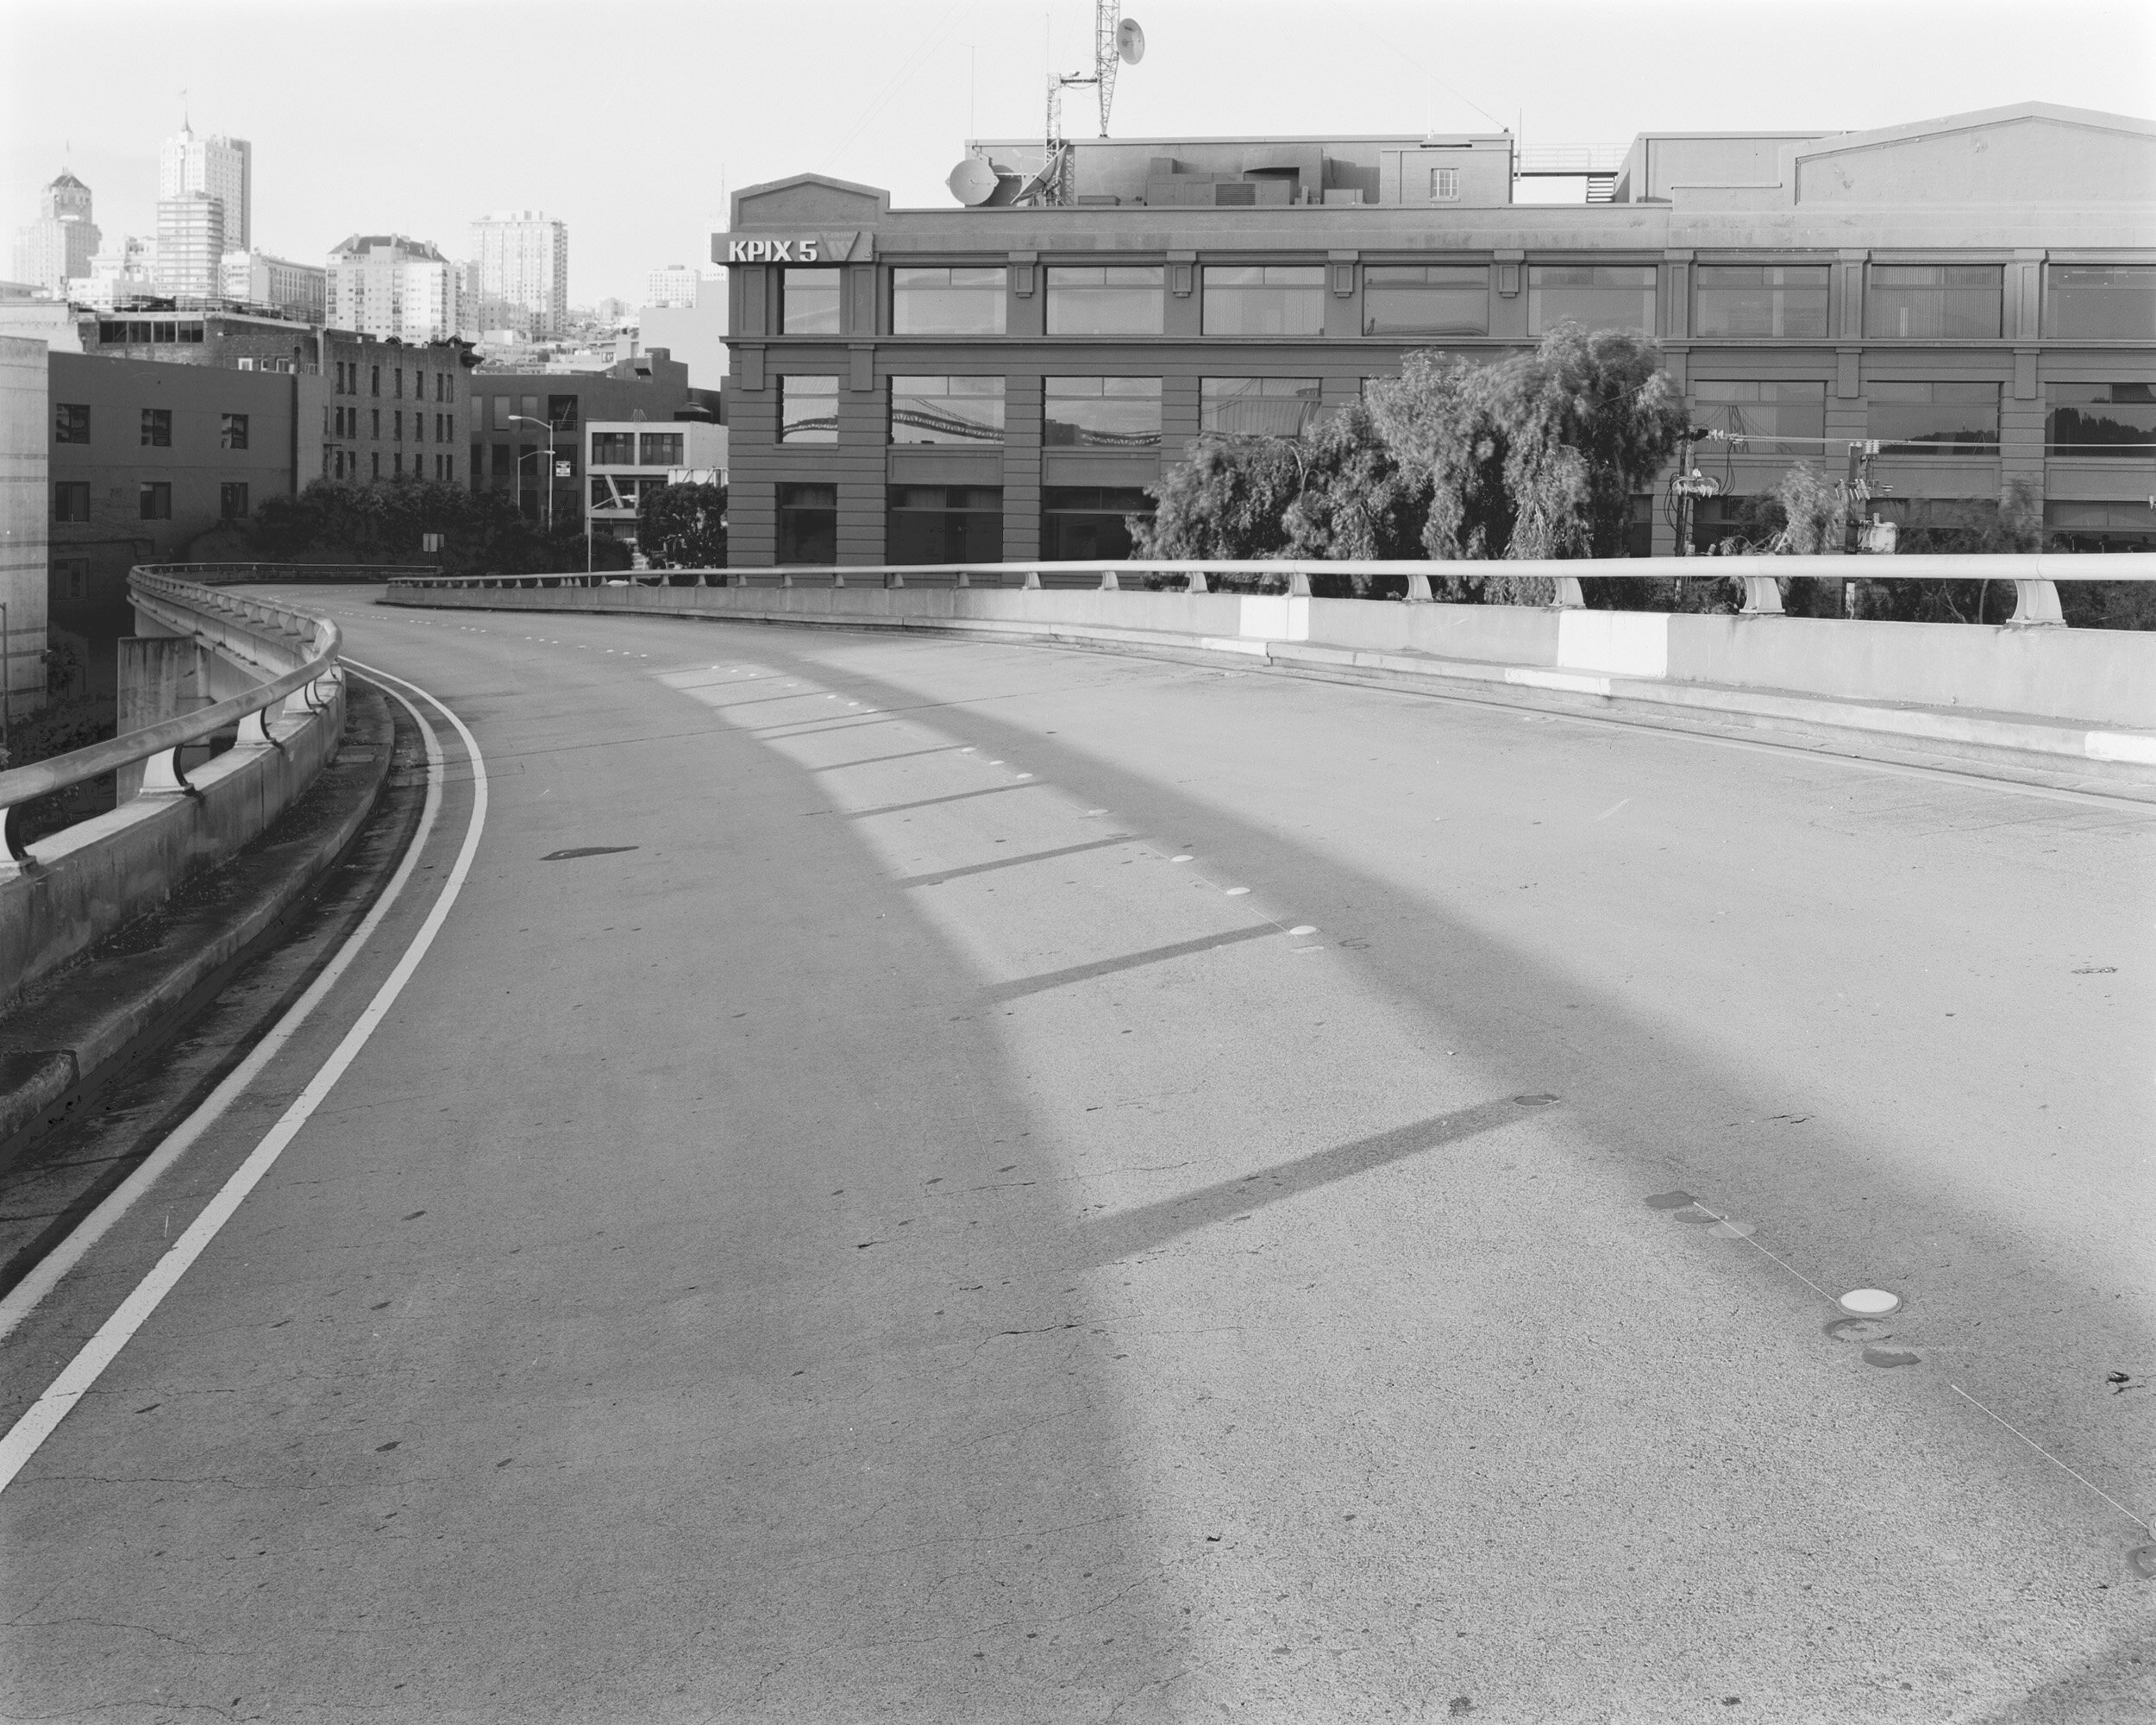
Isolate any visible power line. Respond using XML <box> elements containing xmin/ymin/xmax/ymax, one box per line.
<box><xmin>1341</xmin><ymin>13</ymin><xmax>1509</xmax><ymax>133</ymax></box>
<box><xmin>819</xmin><ymin>0</ymin><xmax>978</xmax><ymax>174</ymax></box>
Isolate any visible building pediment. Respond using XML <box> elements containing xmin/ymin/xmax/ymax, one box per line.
<box><xmin>730</xmin><ymin>174</ymin><xmax>889</xmax><ymax>229</ymax></box>
<box><xmin>1791</xmin><ymin>103</ymin><xmax>2156</xmax><ymax>205</ymax></box>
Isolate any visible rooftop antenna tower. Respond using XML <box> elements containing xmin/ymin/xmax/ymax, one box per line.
<box><xmin>1031</xmin><ymin>1</ymin><xmax>1144</xmax><ymax>203</ymax></box>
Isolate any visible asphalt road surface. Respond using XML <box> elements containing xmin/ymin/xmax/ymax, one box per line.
<box><xmin>3</xmin><ymin>592</ymin><xmax>2151</xmax><ymax>1724</ymax></box>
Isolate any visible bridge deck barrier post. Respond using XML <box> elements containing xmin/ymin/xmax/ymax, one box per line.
<box><xmin>2010</xmin><ymin>579</ymin><xmax>2065</xmax><ymax>626</ymax></box>
<box><xmin>1188</xmin><ymin>569</ymin><xmax>1208</xmax><ymax>593</ymax></box>
<box><xmin>1023</xmin><ymin>569</ymin><xmax>1042</xmax><ymax>590</ymax></box>
<box><xmin>1739</xmin><ymin>575</ymin><xmax>1785</xmax><ymax>615</ymax></box>
<box><xmin>1551</xmin><ymin>576</ymin><xmax>1587</xmax><ymax>608</ymax></box>
<box><xmin>1406</xmin><ymin>572</ymin><xmax>1433</xmax><ymax>602</ymax></box>
<box><xmin>1100</xmin><ymin>568</ymin><xmax>1119</xmax><ymax>592</ymax></box>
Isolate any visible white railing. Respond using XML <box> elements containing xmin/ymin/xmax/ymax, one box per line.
<box><xmin>384</xmin><ymin>553</ymin><xmax>2156</xmax><ymax>630</ymax></box>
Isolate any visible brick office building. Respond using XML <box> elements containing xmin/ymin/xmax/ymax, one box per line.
<box><xmin>45</xmin><ymin>350</ymin><xmax>310</xmax><ymax>696</ymax></box>
<box><xmin>714</xmin><ymin>101</ymin><xmax>2156</xmax><ymax>568</ymax></box>
<box><xmin>464</xmin><ymin>348</ymin><xmax>718</xmax><ymax>524</ymax></box>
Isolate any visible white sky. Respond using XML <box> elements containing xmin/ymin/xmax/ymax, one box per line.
<box><xmin>3</xmin><ymin>0</ymin><xmax>2152</xmax><ymax>306</ymax></box>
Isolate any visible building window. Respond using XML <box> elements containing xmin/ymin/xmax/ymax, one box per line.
<box><xmin>1526</xmin><ymin>265</ymin><xmax>1657</xmax><ymax>336</ymax></box>
<box><xmin>1694</xmin><ymin>266</ymin><xmax>1830</xmax><ymax>339</ymax></box>
<box><xmin>151</xmin><ymin>321</ymin><xmax>177</xmax><ymax>342</ymax></box>
<box><xmin>139</xmin><ymin>481</ymin><xmax>172</xmax><ymax>519</ymax></box>
<box><xmin>1866</xmin><ymin>266</ymin><xmax>2002</xmax><ymax>339</ymax></box>
<box><xmin>1867</xmin><ymin>381</ymin><xmax>2000</xmax><ymax>454</ymax></box>
<box><xmin>2045</xmin><ymin>266</ymin><xmax>2156</xmax><ymax>339</ymax></box>
<box><xmin>887</xmin><ymin>485</ymin><xmax>1002</xmax><ymax>564</ymax></box>
<box><xmin>220</xmin><ymin>482</ymin><xmax>249</xmax><ymax>518</ymax></box>
<box><xmin>444</xmin><ymin>412</ymin><xmax>454</xmax><ymax>442</ymax></box>
<box><xmin>53</xmin><ymin>480</ymin><xmax>91</xmax><ymax>522</ymax></box>
<box><xmin>892</xmin><ymin>266</ymin><xmax>1007</xmax><ymax>336</ymax></box>
<box><xmin>371</xmin><ymin>366</ymin><xmax>381</xmax><ymax>395</ymax></box>
<box><xmin>334</xmin><ymin>449</ymin><xmax>346</xmax><ymax>480</ymax></box>
<box><xmin>393</xmin><ymin>454</ymin><xmax>404</xmax><ymax>477</ymax></box>
<box><xmin>1044</xmin><ymin>377</ymin><xmax>1163</xmax><ymax>448</ymax></box>
<box><xmin>780</xmin><ymin>266</ymin><xmax>843</xmax><ymax>335</ymax></box>
<box><xmin>372</xmin><ymin>452</ymin><xmax>381</xmax><ymax>479</ymax></box>
<box><xmin>1431</xmin><ymin>167</ymin><xmax>1460</xmax><ymax>201</ymax></box>
<box><xmin>141</xmin><ymin>408</ymin><xmax>172</xmax><ymax>447</ymax></box>
<box><xmin>492</xmin><ymin>395</ymin><xmax>513</xmax><ymax>430</ymax></box>
<box><xmin>54</xmin><ymin>403</ymin><xmax>90</xmax><ymax>443</ymax></box>
<box><xmin>2046</xmin><ymin>383</ymin><xmax>2156</xmax><ymax>455</ymax></box>
<box><xmin>491</xmin><ymin>442</ymin><xmax>512</xmax><ymax>490</ymax></box>
<box><xmin>1363</xmin><ymin>266</ymin><xmax>1489</xmax><ymax>337</ymax></box>
<box><xmin>591</xmin><ymin>430</ymin><xmax>637</xmax><ymax>464</ymax></box>
<box><xmin>1045</xmin><ymin>266</ymin><xmax>1164</xmax><ymax>336</ymax></box>
<box><xmin>639</xmin><ymin>431</ymin><xmax>685</xmax><ymax>465</ymax></box>
<box><xmin>179</xmin><ymin>323</ymin><xmax>204</xmax><ymax>343</ymax></box>
<box><xmin>1689</xmin><ymin>380</ymin><xmax>1827</xmax><ymax>455</ymax></box>
<box><xmin>56</xmin><ymin>557</ymin><xmax>90</xmax><ymax>600</ymax></box>
<box><xmin>437</xmin><ymin>374</ymin><xmax>449</xmax><ymax>402</ymax></box>
<box><xmin>394</xmin><ymin>369</ymin><xmax>404</xmax><ymax>398</ymax></box>
<box><xmin>1202</xmin><ymin>266</ymin><xmax>1326</xmax><ymax>336</ymax></box>
<box><xmin>412</xmin><ymin>370</ymin><xmax>425</xmax><ymax>401</ymax></box>
<box><xmin>371</xmin><ymin>408</ymin><xmax>381</xmax><ymax>438</ymax></box>
<box><xmin>1043</xmin><ymin>486</ymin><xmax>1155</xmax><ymax>560</ymax></box>
<box><xmin>221</xmin><ymin>412</ymin><xmax>249</xmax><ymax>449</ymax></box>
<box><xmin>777</xmin><ymin>482</ymin><xmax>838</xmax><ymax>564</ymax></box>
<box><xmin>780</xmin><ymin>375</ymin><xmax>841</xmax><ymax>443</ymax></box>
<box><xmin>890</xmin><ymin>375</ymin><xmax>1006</xmax><ymax>445</ymax></box>
<box><xmin>547</xmin><ymin>394</ymin><xmax>580</xmax><ymax>432</ymax></box>
<box><xmin>1200</xmin><ymin>376</ymin><xmax>1324</xmax><ymax>437</ymax></box>
<box><xmin>394</xmin><ymin>411</ymin><xmax>404</xmax><ymax>442</ymax></box>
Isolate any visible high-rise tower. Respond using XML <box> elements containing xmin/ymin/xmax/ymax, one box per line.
<box><xmin>160</xmin><ymin>122</ymin><xmax>251</xmax><ymax>253</ymax></box>
<box><xmin>468</xmin><ymin>210</ymin><xmax>568</xmax><ymax>338</ymax></box>
<box><xmin>9</xmin><ymin>170</ymin><xmax>102</xmax><ymax>292</ymax></box>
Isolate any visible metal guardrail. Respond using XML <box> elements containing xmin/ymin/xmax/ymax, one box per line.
<box><xmin>384</xmin><ymin>553</ymin><xmax>2156</xmax><ymax>629</ymax></box>
<box><xmin>157</xmin><ymin>563</ymin><xmax>442</xmax><ymax>586</ymax></box>
<box><xmin>0</xmin><ymin>569</ymin><xmax>344</xmax><ymax>862</ymax></box>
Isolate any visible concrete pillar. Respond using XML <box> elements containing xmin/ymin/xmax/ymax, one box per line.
<box><xmin>116</xmin><ymin>637</ymin><xmax>214</xmax><ymax>800</ymax></box>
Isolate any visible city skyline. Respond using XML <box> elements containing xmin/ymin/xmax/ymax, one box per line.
<box><xmin>3</xmin><ymin>0</ymin><xmax>2152</xmax><ymax>309</ymax></box>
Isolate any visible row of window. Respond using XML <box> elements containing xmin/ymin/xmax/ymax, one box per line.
<box><xmin>95</xmin><ymin>320</ymin><xmax>208</xmax><ymax>345</ymax></box>
<box><xmin>54</xmin><ymin>404</ymin><xmax>251</xmax><ymax>448</ymax></box>
<box><xmin>324</xmin><ymin>449</ymin><xmax>457</xmax><ymax>482</ymax></box>
<box><xmin>329</xmin><ymin>405</ymin><xmax>455</xmax><ymax>442</ymax></box>
<box><xmin>774</xmin><ymin>262</ymin><xmax>2156</xmax><ymax>342</ymax></box>
<box><xmin>771</xmin><ymin>484</ymin><xmax>1152</xmax><ymax>566</ymax></box>
<box><xmin>334</xmin><ymin>361</ymin><xmax>454</xmax><ymax>401</ymax></box>
<box><xmin>589</xmin><ymin>431</ymin><xmax>686</xmax><ymax>466</ymax></box>
<box><xmin>53</xmin><ymin>480</ymin><xmax>248</xmax><ymax>521</ymax></box>
<box><xmin>772</xmin><ymin>374</ymin><xmax>2156</xmax><ymax>455</ymax></box>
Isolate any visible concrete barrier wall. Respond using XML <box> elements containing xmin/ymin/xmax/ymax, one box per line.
<box><xmin>2</xmin><ymin>681</ymin><xmax>345</xmax><ymax>1004</ymax></box>
<box><xmin>384</xmin><ymin>583</ymin><xmax>2156</xmax><ymax>733</ymax></box>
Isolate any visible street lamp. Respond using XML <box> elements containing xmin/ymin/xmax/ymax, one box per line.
<box><xmin>507</xmin><ymin>414</ymin><xmax>558</xmax><ymax>535</ymax></box>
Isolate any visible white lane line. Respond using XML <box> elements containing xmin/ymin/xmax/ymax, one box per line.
<box><xmin>0</xmin><ymin>661</ymin><xmax>489</xmax><ymax>1496</ymax></box>
<box><xmin>0</xmin><ymin>676</ymin><xmax>445</xmax><ymax>1346</ymax></box>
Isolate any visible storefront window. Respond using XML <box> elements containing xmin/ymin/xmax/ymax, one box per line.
<box><xmin>1526</xmin><ymin>266</ymin><xmax>1656</xmax><ymax>335</ymax></box>
<box><xmin>1693</xmin><ymin>266</ymin><xmax>1830</xmax><ymax>338</ymax></box>
<box><xmin>1200</xmin><ymin>377</ymin><xmax>1323</xmax><ymax>437</ymax></box>
<box><xmin>887</xmin><ymin>485</ymin><xmax>1002</xmax><ymax>563</ymax></box>
<box><xmin>2046</xmin><ymin>384</ymin><xmax>2156</xmax><ymax>455</ymax></box>
<box><xmin>1866</xmin><ymin>266</ymin><xmax>2001</xmax><ymax>339</ymax></box>
<box><xmin>781</xmin><ymin>267</ymin><xmax>842</xmax><ymax>336</ymax></box>
<box><xmin>2045</xmin><ymin>267</ymin><xmax>2156</xmax><ymax>339</ymax></box>
<box><xmin>1363</xmin><ymin>266</ymin><xmax>1489</xmax><ymax>337</ymax></box>
<box><xmin>890</xmin><ymin>375</ymin><xmax>1006</xmax><ymax>444</ymax></box>
<box><xmin>780</xmin><ymin>375</ymin><xmax>840</xmax><ymax>443</ymax></box>
<box><xmin>1203</xmin><ymin>266</ymin><xmax>1326</xmax><ymax>336</ymax></box>
<box><xmin>777</xmin><ymin>483</ymin><xmax>838</xmax><ymax>564</ymax></box>
<box><xmin>1689</xmin><ymin>381</ymin><xmax>1827</xmax><ymax>455</ymax></box>
<box><xmin>1867</xmin><ymin>381</ymin><xmax>1999</xmax><ymax>454</ymax></box>
<box><xmin>1043</xmin><ymin>377</ymin><xmax>1162</xmax><ymax>447</ymax></box>
<box><xmin>892</xmin><ymin>267</ymin><xmax>1007</xmax><ymax>335</ymax></box>
<box><xmin>1045</xmin><ymin>267</ymin><xmax>1164</xmax><ymax>335</ymax></box>
<box><xmin>1043</xmin><ymin>486</ymin><xmax>1155</xmax><ymax>560</ymax></box>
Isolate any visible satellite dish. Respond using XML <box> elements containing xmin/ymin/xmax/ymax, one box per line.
<box><xmin>1117</xmin><ymin>16</ymin><xmax>1145</xmax><ymax>63</ymax></box>
<box><xmin>947</xmin><ymin>155</ymin><xmax>999</xmax><ymax>206</ymax></box>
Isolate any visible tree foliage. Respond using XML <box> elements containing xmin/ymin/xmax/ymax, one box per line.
<box><xmin>1369</xmin><ymin>325</ymin><xmax>1689</xmax><ymax>568</ymax></box>
<box><xmin>1127</xmin><ymin>434</ymin><xmax>1307</xmax><ymax>563</ymax></box>
<box><xmin>636</xmin><ymin>482</ymin><xmax>729</xmax><ymax>570</ymax></box>
<box><xmin>248</xmin><ymin>479</ymin><xmax>621</xmax><ymax>575</ymax></box>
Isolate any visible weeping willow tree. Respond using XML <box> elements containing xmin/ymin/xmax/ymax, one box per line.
<box><xmin>1365</xmin><ymin>324</ymin><xmax>1689</xmax><ymax>601</ymax></box>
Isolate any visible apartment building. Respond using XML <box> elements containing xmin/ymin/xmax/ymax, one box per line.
<box><xmin>327</xmin><ymin>235</ymin><xmax>458</xmax><ymax>342</ymax></box>
<box><xmin>469</xmin><ymin>210</ymin><xmax>569</xmax><ymax>339</ymax></box>
<box><xmin>713</xmin><ymin>101</ymin><xmax>2156</xmax><ymax>567</ymax></box>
